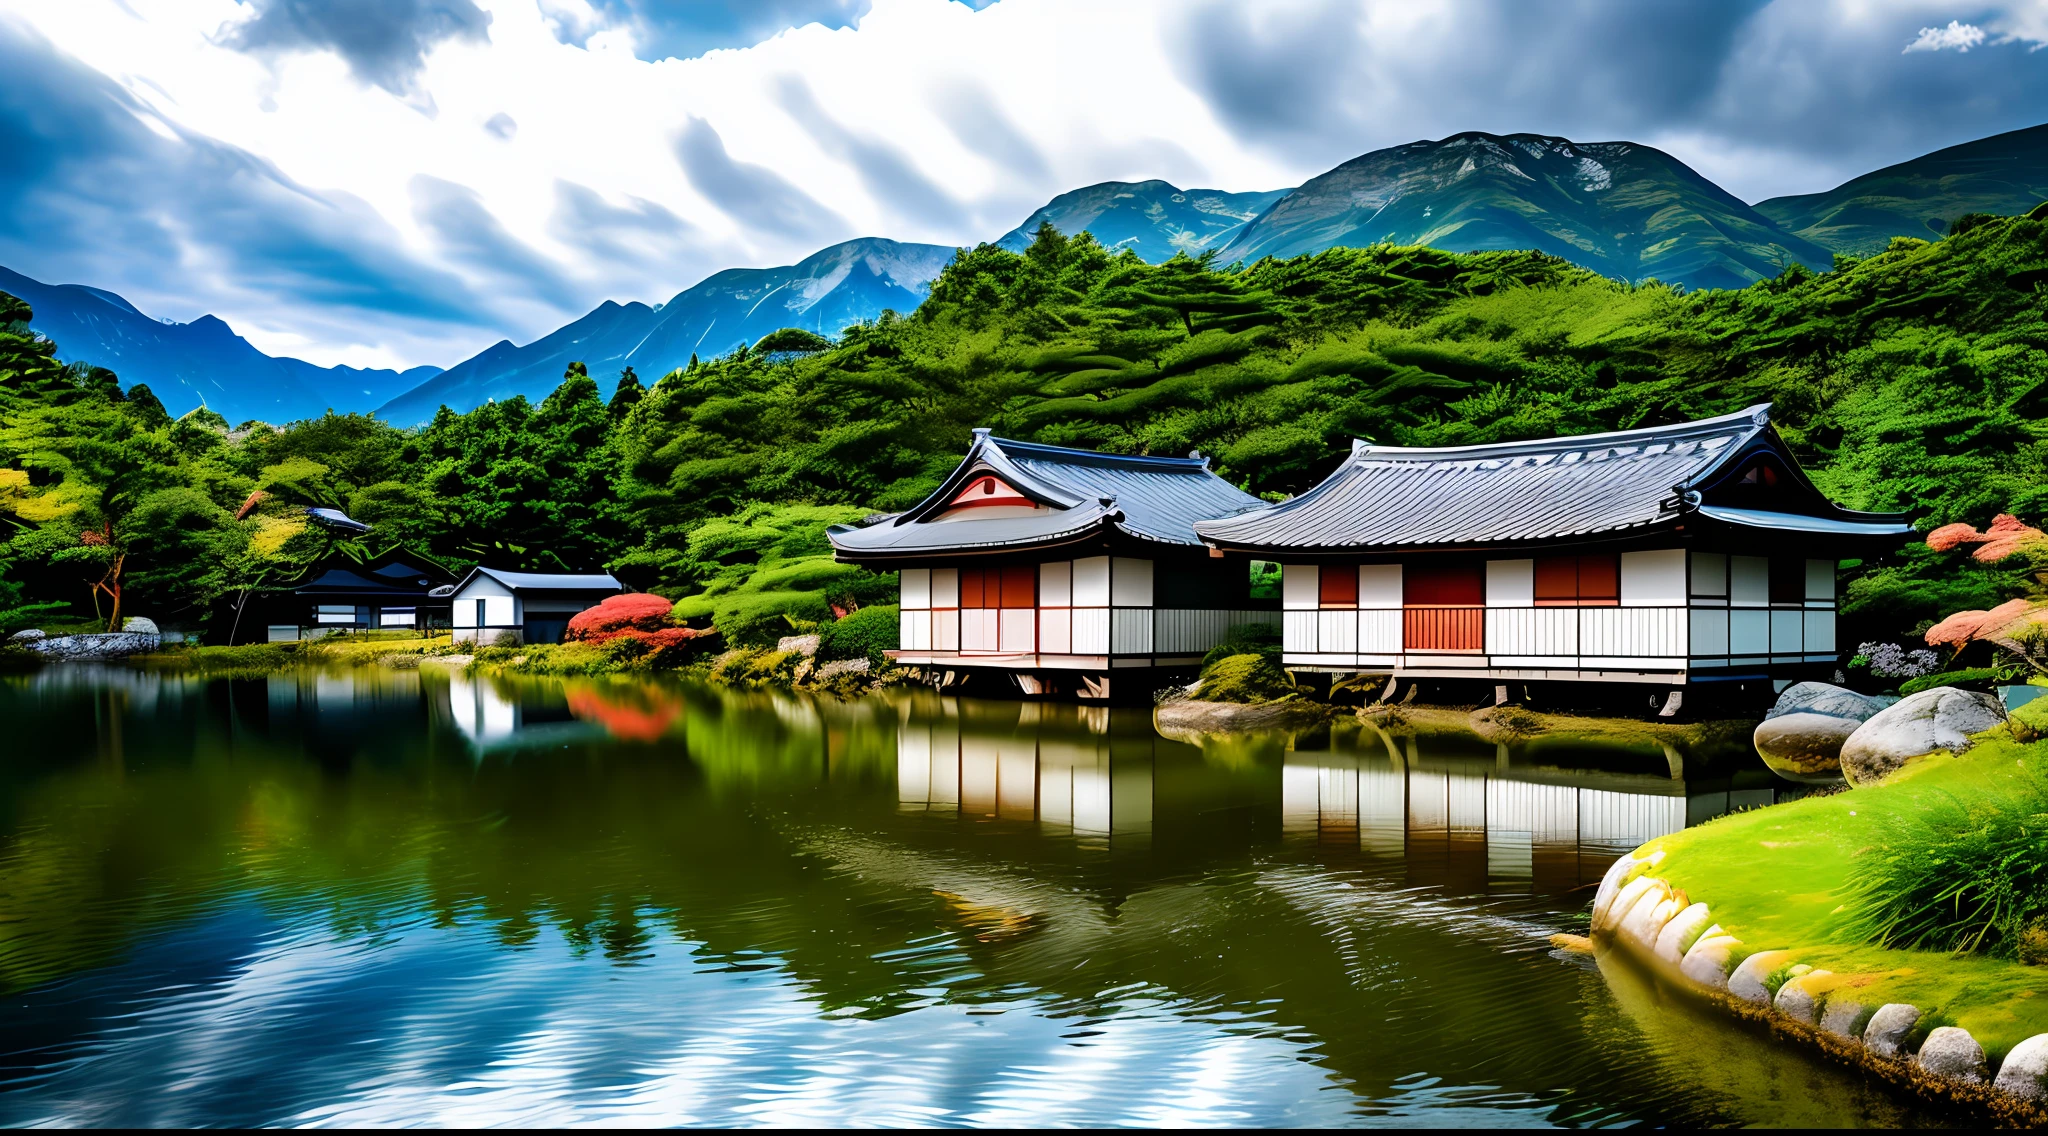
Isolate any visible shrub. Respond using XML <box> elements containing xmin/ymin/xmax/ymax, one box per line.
<box><xmin>1200</xmin><ymin>621</ymin><xmax>1282</xmax><ymax>671</ymax></box>
<box><xmin>1898</xmin><ymin>666</ymin><xmax>2005</xmax><ymax>695</ymax></box>
<box><xmin>566</xmin><ymin>593</ymin><xmax>675</xmax><ymax>641</ymax></box>
<box><xmin>491</xmin><ymin>631</ymin><xmax>521</xmax><ymax>649</ymax></box>
<box><xmin>1846</xmin><ymin>775</ymin><xmax>2048</xmax><ymax>958</ymax></box>
<box><xmin>705</xmin><ymin>591</ymin><xmax>833</xmax><ymax>648</ymax></box>
<box><xmin>1197</xmin><ymin>653</ymin><xmax>1296</xmax><ymax>704</ymax></box>
<box><xmin>710</xmin><ymin>647</ymin><xmax>802</xmax><ymax>686</ymax></box>
<box><xmin>818</xmin><ymin>604</ymin><xmax>898</xmax><ymax>666</ymax></box>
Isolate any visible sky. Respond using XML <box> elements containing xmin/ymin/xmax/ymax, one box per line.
<box><xmin>0</xmin><ymin>0</ymin><xmax>2044</xmax><ymax>373</ymax></box>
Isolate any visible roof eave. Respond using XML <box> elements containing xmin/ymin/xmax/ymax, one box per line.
<box><xmin>831</xmin><ymin>513</ymin><xmax>1125</xmax><ymax>563</ymax></box>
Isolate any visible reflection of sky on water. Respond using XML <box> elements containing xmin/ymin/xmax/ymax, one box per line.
<box><xmin>0</xmin><ymin>671</ymin><xmax>1865</xmax><ymax>1128</ymax></box>
<box><xmin>2</xmin><ymin>911</ymin><xmax>1382</xmax><ymax>1128</ymax></box>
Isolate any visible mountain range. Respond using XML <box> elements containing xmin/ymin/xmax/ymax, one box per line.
<box><xmin>1753</xmin><ymin>122</ymin><xmax>2048</xmax><ymax>255</ymax></box>
<box><xmin>1213</xmin><ymin>133</ymin><xmax>1832</xmax><ymax>290</ymax></box>
<box><xmin>6</xmin><ymin>123</ymin><xmax>2043</xmax><ymax>426</ymax></box>
<box><xmin>376</xmin><ymin>238</ymin><xmax>953</xmax><ymax>426</ymax></box>
<box><xmin>0</xmin><ymin>266</ymin><xmax>441</xmax><ymax>426</ymax></box>
<box><xmin>995</xmin><ymin>181</ymin><xmax>1290</xmax><ymax>262</ymax></box>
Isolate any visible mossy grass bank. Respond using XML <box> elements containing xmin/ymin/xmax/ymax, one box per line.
<box><xmin>1619</xmin><ymin>729</ymin><xmax>2048</xmax><ymax>1063</ymax></box>
<box><xmin>130</xmin><ymin>635</ymin><xmax>465</xmax><ymax>675</ymax></box>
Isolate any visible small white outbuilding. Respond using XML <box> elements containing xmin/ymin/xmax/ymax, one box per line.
<box><xmin>440</xmin><ymin>568</ymin><xmax>622</xmax><ymax>646</ymax></box>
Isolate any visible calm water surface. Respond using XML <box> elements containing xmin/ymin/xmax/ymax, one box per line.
<box><xmin>0</xmin><ymin>666</ymin><xmax>1945</xmax><ymax>1127</ymax></box>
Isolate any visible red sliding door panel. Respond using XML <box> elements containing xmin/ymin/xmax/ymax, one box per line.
<box><xmin>1403</xmin><ymin>560</ymin><xmax>1484</xmax><ymax>650</ymax></box>
<box><xmin>1403</xmin><ymin>561</ymin><xmax>1484</xmax><ymax>606</ymax></box>
<box><xmin>1403</xmin><ymin>607</ymin><xmax>1484</xmax><ymax>650</ymax></box>
<box><xmin>1318</xmin><ymin>565</ymin><xmax>1358</xmax><ymax>608</ymax></box>
<box><xmin>1533</xmin><ymin>554</ymin><xmax>1618</xmax><ymax>606</ymax></box>
<box><xmin>1577</xmin><ymin>555</ymin><xmax>1619</xmax><ymax>605</ymax></box>
<box><xmin>959</xmin><ymin>567</ymin><xmax>987</xmax><ymax>609</ymax></box>
<box><xmin>999</xmin><ymin>564</ymin><xmax>1037</xmax><ymax>609</ymax></box>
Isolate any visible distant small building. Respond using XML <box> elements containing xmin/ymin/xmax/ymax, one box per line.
<box><xmin>442</xmin><ymin>568</ymin><xmax>623</xmax><ymax>645</ymax></box>
<box><xmin>828</xmin><ymin>429</ymin><xmax>1278</xmax><ymax>698</ymax></box>
<box><xmin>268</xmin><ymin>558</ymin><xmax>451</xmax><ymax>642</ymax></box>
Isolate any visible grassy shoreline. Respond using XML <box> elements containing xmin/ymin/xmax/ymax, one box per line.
<box><xmin>1621</xmin><ymin>729</ymin><xmax>2048</xmax><ymax>1059</ymax></box>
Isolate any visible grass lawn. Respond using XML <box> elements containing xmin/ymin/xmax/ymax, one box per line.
<box><xmin>134</xmin><ymin>635</ymin><xmax>459</xmax><ymax>673</ymax></box>
<box><xmin>1636</xmin><ymin>730</ymin><xmax>2048</xmax><ymax>1058</ymax></box>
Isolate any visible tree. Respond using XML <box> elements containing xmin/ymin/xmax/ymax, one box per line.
<box><xmin>608</xmin><ymin>366</ymin><xmax>644</xmax><ymax>422</ymax></box>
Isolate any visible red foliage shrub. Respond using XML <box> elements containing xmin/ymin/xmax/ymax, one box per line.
<box><xmin>1926</xmin><ymin>597</ymin><xmax>2038</xmax><ymax>648</ymax></box>
<box><xmin>565</xmin><ymin>593</ymin><xmax>675</xmax><ymax>641</ymax></box>
<box><xmin>1925</xmin><ymin>522</ymin><xmax>1979</xmax><ymax>552</ymax></box>
<box><xmin>1922</xmin><ymin>513</ymin><xmax>2045</xmax><ymax>561</ymax></box>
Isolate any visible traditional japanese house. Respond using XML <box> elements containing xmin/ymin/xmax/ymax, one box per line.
<box><xmin>267</xmin><ymin>556</ymin><xmax>451</xmax><ymax>641</ymax></box>
<box><xmin>1192</xmin><ymin>405</ymin><xmax>1915</xmax><ymax>707</ymax></box>
<box><xmin>828</xmin><ymin>430</ymin><xmax>1279</xmax><ymax>698</ymax></box>
<box><xmin>441</xmin><ymin>568</ymin><xmax>623</xmax><ymax>645</ymax></box>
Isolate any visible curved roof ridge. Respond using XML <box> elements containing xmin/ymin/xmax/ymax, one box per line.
<box><xmin>1353</xmin><ymin>403</ymin><xmax>1770</xmax><ymax>463</ymax></box>
<box><xmin>986</xmin><ymin>433</ymin><xmax>1216</xmax><ymax>473</ymax></box>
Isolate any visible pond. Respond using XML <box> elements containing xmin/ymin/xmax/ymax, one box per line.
<box><xmin>0</xmin><ymin>666</ymin><xmax>1952</xmax><ymax>1127</ymax></box>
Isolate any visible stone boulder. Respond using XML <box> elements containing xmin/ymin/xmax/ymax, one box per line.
<box><xmin>1915</xmin><ymin>1026</ymin><xmax>1988</xmax><ymax>1082</ymax></box>
<box><xmin>1993</xmin><ymin>1033</ymin><xmax>2048</xmax><ymax>1100</ymax></box>
<box><xmin>22</xmin><ymin>631</ymin><xmax>161</xmax><ymax>660</ymax></box>
<box><xmin>122</xmin><ymin>616</ymin><xmax>160</xmax><ymax>635</ymax></box>
<box><xmin>1862</xmin><ymin>1003</ymin><xmax>1920</xmax><ymax>1058</ymax></box>
<box><xmin>776</xmin><ymin>634</ymin><xmax>822</xmax><ymax>658</ymax></box>
<box><xmin>1839</xmin><ymin>687</ymin><xmax>2005</xmax><ymax>787</ymax></box>
<box><xmin>8</xmin><ymin>628</ymin><xmax>45</xmax><ymax>642</ymax></box>
<box><xmin>1752</xmin><ymin>682</ymin><xmax>1884</xmax><ymax>783</ymax></box>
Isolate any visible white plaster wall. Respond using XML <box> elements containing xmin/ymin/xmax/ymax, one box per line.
<box><xmin>1620</xmin><ymin>550</ymin><xmax>1686</xmax><ymax>607</ymax></box>
<box><xmin>1486</xmin><ymin>560</ymin><xmax>1534</xmax><ymax>607</ymax></box>
<box><xmin>1282</xmin><ymin>564</ymin><xmax>1318</xmax><ymax>610</ymax></box>
<box><xmin>1359</xmin><ymin>564</ymin><xmax>1402</xmax><ymax>609</ymax></box>
<box><xmin>1110</xmin><ymin>558</ymin><xmax>1153</xmax><ymax>607</ymax></box>
<box><xmin>900</xmin><ymin>568</ymin><xmax>931</xmax><ymax>610</ymax></box>
<box><xmin>1072</xmin><ymin>557</ymin><xmax>1110</xmax><ymax>607</ymax></box>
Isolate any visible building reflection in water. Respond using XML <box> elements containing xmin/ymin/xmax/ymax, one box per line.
<box><xmin>439</xmin><ymin>672</ymin><xmax>605</xmax><ymax>754</ymax></box>
<box><xmin>897</xmin><ymin>700</ymin><xmax>1155</xmax><ymax>844</ymax></box>
<box><xmin>898</xmin><ymin>697</ymin><xmax>1786</xmax><ymax>895</ymax></box>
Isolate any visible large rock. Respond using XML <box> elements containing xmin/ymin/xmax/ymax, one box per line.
<box><xmin>1773</xmin><ymin>970</ymin><xmax>1832</xmax><ymax>1024</ymax></box>
<box><xmin>1819</xmin><ymin>998</ymin><xmax>1870</xmax><ymax>1039</ymax></box>
<box><xmin>121</xmin><ymin>616</ymin><xmax>160</xmax><ymax>635</ymax></box>
<box><xmin>22</xmin><ymin>631</ymin><xmax>161</xmax><ymax>660</ymax></box>
<box><xmin>776</xmin><ymin>634</ymin><xmax>821</xmax><ymax>658</ymax></box>
<box><xmin>1839</xmin><ymin>687</ymin><xmax>2006</xmax><ymax>786</ymax></box>
<box><xmin>1752</xmin><ymin>682</ymin><xmax>1883</xmax><ymax>783</ymax></box>
<box><xmin>1992</xmin><ymin>1033</ymin><xmax>2048</xmax><ymax>1100</ymax></box>
<box><xmin>1915</xmin><ymin>1026</ymin><xmax>1988</xmax><ymax>1082</ymax></box>
<box><xmin>8</xmin><ymin>628</ymin><xmax>45</xmax><ymax>642</ymax></box>
<box><xmin>1728</xmin><ymin>949</ymin><xmax>1794</xmax><ymax>1005</ymax></box>
<box><xmin>1863</xmin><ymin>1003</ymin><xmax>1920</xmax><ymax>1058</ymax></box>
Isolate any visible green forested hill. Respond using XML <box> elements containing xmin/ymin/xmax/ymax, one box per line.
<box><xmin>1756</xmin><ymin>123</ymin><xmax>2048</xmax><ymax>255</ymax></box>
<box><xmin>4</xmin><ymin>206</ymin><xmax>2047</xmax><ymax>645</ymax></box>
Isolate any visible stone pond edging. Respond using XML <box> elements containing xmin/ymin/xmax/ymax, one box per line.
<box><xmin>1589</xmin><ymin>849</ymin><xmax>2048</xmax><ymax>1120</ymax></box>
<box><xmin>10</xmin><ymin>620</ymin><xmax>161</xmax><ymax>661</ymax></box>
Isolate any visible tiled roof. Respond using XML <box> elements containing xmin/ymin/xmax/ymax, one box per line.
<box><xmin>457</xmin><ymin>568</ymin><xmax>623</xmax><ymax>593</ymax></box>
<box><xmin>1195</xmin><ymin>405</ymin><xmax>1911</xmax><ymax>551</ymax></box>
<box><xmin>829</xmin><ymin>431</ymin><xmax>1263</xmax><ymax>558</ymax></box>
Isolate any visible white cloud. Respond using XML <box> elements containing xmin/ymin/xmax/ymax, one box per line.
<box><xmin>1903</xmin><ymin>18</ymin><xmax>1987</xmax><ymax>51</ymax></box>
<box><xmin>1989</xmin><ymin>0</ymin><xmax>2048</xmax><ymax>49</ymax></box>
<box><xmin>0</xmin><ymin>0</ymin><xmax>2042</xmax><ymax>371</ymax></box>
